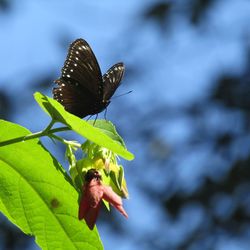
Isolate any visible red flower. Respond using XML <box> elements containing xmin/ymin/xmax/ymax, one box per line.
<box><xmin>78</xmin><ymin>169</ymin><xmax>128</xmax><ymax>230</ymax></box>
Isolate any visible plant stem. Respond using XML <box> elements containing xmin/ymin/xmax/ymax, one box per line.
<box><xmin>50</xmin><ymin>134</ymin><xmax>81</xmax><ymax>148</ymax></box>
<box><xmin>0</xmin><ymin>125</ymin><xmax>70</xmax><ymax>147</ymax></box>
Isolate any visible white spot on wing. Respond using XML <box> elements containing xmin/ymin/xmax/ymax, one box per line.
<box><xmin>88</xmin><ymin>63</ymin><xmax>93</xmax><ymax>70</ymax></box>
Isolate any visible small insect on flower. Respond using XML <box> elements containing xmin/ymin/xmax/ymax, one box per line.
<box><xmin>78</xmin><ymin>169</ymin><xmax>128</xmax><ymax>230</ymax></box>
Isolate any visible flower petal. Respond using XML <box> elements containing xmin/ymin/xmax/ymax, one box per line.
<box><xmin>79</xmin><ymin>179</ymin><xmax>104</xmax><ymax>230</ymax></box>
<box><xmin>102</xmin><ymin>185</ymin><xmax>128</xmax><ymax>218</ymax></box>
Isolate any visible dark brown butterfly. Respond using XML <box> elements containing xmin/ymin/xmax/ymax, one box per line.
<box><xmin>53</xmin><ymin>39</ymin><xmax>125</xmax><ymax>118</ymax></box>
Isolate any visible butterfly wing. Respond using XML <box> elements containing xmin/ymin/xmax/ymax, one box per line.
<box><xmin>53</xmin><ymin>79</ymin><xmax>97</xmax><ymax>117</ymax></box>
<box><xmin>53</xmin><ymin>39</ymin><xmax>103</xmax><ymax>117</ymax></box>
<box><xmin>102</xmin><ymin>62</ymin><xmax>125</xmax><ymax>101</ymax></box>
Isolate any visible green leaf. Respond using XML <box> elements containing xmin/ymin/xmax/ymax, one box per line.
<box><xmin>34</xmin><ymin>92</ymin><xmax>134</xmax><ymax>161</ymax></box>
<box><xmin>88</xmin><ymin>120</ymin><xmax>126</xmax><ymax>148</ymax></box>
<box><xmin>0</xmin><ymin>120</ymin><xmax>103</xmax><ymax>250</ymax></box>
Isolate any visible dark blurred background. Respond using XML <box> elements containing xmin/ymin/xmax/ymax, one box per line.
<box><xmin>1</xmin><ymin>0</ymin><xmax>250</xmax><ymax>249</ymax></box>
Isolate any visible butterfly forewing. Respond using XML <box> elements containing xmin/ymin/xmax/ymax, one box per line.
<box><xmin>61</xmin><ymin>39</ymin><xmax>103</xmax><ymax>96</ymax></box>
<box><xmin>102</xmin><ymin>62</ymin><xmax>125</xmax><ymax>101</ymax></box>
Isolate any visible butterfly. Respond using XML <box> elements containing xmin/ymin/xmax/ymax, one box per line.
<box><xmin>53</xmin><ymin>38</ymin><xmax>125</xmax><ymax>118</ymax></box>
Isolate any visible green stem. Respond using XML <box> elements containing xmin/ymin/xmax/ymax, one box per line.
<box><xmin>0</xmin><ymin>124</ymin><xmax>70</xmax><ymax>147</ymax></box>
<box><xmin>50</xmin><ymin>134</ymin><xmax>81</xmax><ymax>148</ymax></box>
<box><xmin>43</xmin><ymin>119</ymin><xmax>55</xmax><ymax>133</ymax></box>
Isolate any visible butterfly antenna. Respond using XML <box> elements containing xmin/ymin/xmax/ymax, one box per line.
<box><xmin>112</xmin><ymin>90</ymin><xmax>133</xmax><ymax>99</ymax></box>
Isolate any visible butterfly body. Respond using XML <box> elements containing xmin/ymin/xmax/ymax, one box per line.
<box><xmin>53</xmin><ymin>39</ymin><xmax>125</xmax><ymax>118</ymax></box>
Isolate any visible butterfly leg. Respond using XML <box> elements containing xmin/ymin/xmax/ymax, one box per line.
<box><xmin>87</xmin><ymin>115</ymin><xmax>93</xmax><ymax>121</ymax></box>
<box><xmin>86</xmin><ymin>115</ymin><xmax>97</xmax><ymax>125</ymax></box>
<box><xmin>93</xmin><ymin>114</ymin><xmax>98</xmax><ymax>125</ymax></box>
<box><xmin>104</xmin><ymin>108</ymin><xmax>108</xmax><ymax>121</ymax></box>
